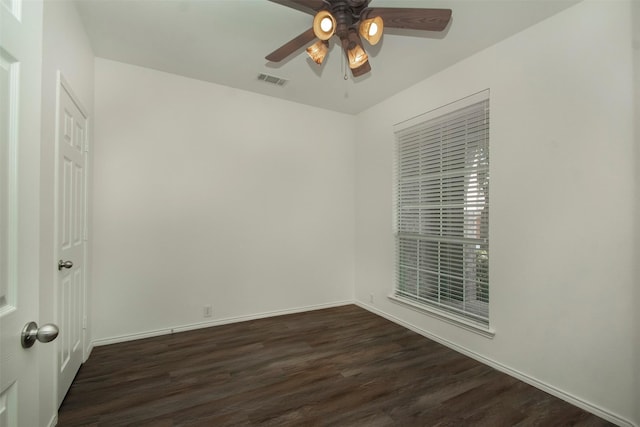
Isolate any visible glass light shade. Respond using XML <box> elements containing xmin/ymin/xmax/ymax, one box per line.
<box><xmin>359</xmin><ymin>16</ymin><xmax>383</xmax><ymax>45</ymax></box>
<box><xmin>306</xmin><ymin>40</ymin><xmax>328</xmax><ymax>64</ymax></box>
<box><xmin>313</xmin><ymin>10</ymin><xmax>336</xmax><ymax>40</ymax></box>
<box><xmin>347</xmin><ymin>44</ymin><xmax>368</xmax><ymax>69</ymax></box>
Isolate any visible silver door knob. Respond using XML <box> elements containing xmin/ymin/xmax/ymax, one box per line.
<box><xmin>58</xmin><ymin>260</ymin><xmax>73</xmax><ymax>270</ymax></box>
<box><xmin>21</xmin><ymin>322</ymin><xmax>59</xmax><ymax>348</ymax></box>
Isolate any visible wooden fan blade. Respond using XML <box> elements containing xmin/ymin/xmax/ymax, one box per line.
<box><xmin>351</xmin><ymin>60</ymin><xmax>371</xmax><ymax>77</ymax></box>
<box><xmin>364</xmin><ymin>8</ymin><xmax>452</xmax><ymax>32</ymax></box>
<box><xmin>268</xmin><ymin>0</ymin><xmax>326</xmax><ymax>16</ymax></box>
<box><xmin>266</xmin><ymin>28</ymin><xmax>317</xmax><ymax>62</ymax></box>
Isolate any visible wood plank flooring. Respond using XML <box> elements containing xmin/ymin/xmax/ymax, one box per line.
<box><xmin>58</xmin><ymin>305</ymin><xmax>612</xmax><ymax>426</ymax></box>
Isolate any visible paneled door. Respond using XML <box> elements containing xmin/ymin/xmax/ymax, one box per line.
<box><xmin>0</xmin><ymin>0</ymin><xmax>44</xmax><ymax>426</ymax></box>
<box><xmin>56</xmin><ymin>79</ymin><xmax>87</xmax><ymax>406</ymax></box>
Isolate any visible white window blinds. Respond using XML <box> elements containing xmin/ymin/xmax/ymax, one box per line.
<box><xmin>394</xmin><ymin>91</ymin><xmax>490</xmax><ymax>326</ymax></box>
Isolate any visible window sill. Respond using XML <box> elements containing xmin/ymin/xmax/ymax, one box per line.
<box><xmin>387</xmin><ymin>294</ymin><xmax>496</xmax><ymax>339</ymax></box>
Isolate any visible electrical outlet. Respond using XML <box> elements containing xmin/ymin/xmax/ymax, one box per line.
<box><xmin>369</xmin><ymin>294</ymin><xmax>374</xmax><ymax>303</ymax></box>
<box><xmin>203</xmin><ymin>305</ymin><xmax>212</xmax><ymax>318</ymax></box>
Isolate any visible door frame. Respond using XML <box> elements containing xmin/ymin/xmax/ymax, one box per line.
<box><xmin>53</xmin><ymin>71</ymin><xmax>90</xmax><ymax>405</ymax></box>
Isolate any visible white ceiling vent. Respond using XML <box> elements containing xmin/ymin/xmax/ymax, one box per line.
<box><xmin>257</xmin><ymin>73</ymin><xmax>288</xmax><ymax>87</ymax></box>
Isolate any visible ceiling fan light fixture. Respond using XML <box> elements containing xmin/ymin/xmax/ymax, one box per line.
<box><xmin>313</xmin><ymin>10</ymin><xmax>336</xmax><ymax>40</ymax></box>
<box><xmin>306</xmin><ymin>40</ymin><xmax>328</xmax><ymax>64</ymax></box>
<box><xmin>267</xmin><ymin>2</ymin><xmax>452</xmax><ymax>78</ymax></box>
<box><xmin>347</xmin><ymin>44</ymin><xmax>368</xmax><ymax>69</ymax></box>
<box><xmin>359</xmin><ymin>16</ymin><xmax>383</xmax><ymax>45</ymax></box>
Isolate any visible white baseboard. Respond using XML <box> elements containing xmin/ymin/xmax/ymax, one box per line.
<box><xmin>46</xmin><ymin>413</ymin><xmax>57</xmax><ymax>427</ymax></box>
<box><xmin>355</xmin><ymin>301</ymin><xmax>636</xmax><ymax>427</ymax></box>
<box><xmin>90</xmin><ymin>300</ymin><xmax>353</xmax><ymax>348</ymax></box>
<box><xmin>83</xmin><ymin>342</ymin><xmax>94</xmax><ymax>363</ymax></box>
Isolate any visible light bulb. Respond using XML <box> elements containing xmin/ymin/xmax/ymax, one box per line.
<box><xmin>369</xmin><ymin>22</ymin><xmax>378</xmax><ymax>36</ymax></box>
<box><xmin>321</xmin><ymin>17</ymin><xmax>333</xmax><ymax>32</ymax></box>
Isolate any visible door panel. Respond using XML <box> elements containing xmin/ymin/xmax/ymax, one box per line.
<box><xmin>0</xmin><ymin>0</ymin><xmax>43</xmax><ymax>425</ymax></box>
<box><xmin>0</xmin><ymin>383</ymin><xmax>17</xmax><ymax>426</ymax></box>
<box><xmin>0</xmin><ymin>39</ymin><xmax>15</xmax><ymax>315</ymax></box>
<box><xmin>57</xmin><ymin>82</ymin><xmax>86</xmax><ymax>406</ymax></box>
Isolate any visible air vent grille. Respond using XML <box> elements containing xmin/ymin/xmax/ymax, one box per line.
<box><xmin>257</xmin><ymin>73</ymin><xmax>288</xmax><ymax>86</ymax></box>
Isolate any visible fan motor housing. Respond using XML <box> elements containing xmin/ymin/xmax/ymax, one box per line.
<box><xmin>328</xmin><ymin>0</ymin><xmax>365</xmax><ymax>38</ymax></box>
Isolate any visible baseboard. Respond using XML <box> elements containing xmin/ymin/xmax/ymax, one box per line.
<box><xmin>355</xmin><ymin>301</ymin><xmax>637</xmax><ymax>427</ymax></box>
<box><xmin>171</xmin><ymin>300</ymin><xmax>353</xmax><ymax>334</ymax></box>
<box><xmin>46</xmin><ymin>413</ymin><xmax>57</xmax><ymax>427</ymax></box>
<box><xmin>91</xmin><ymin>300</ymin><xmax>354</xmax><ymax>348</ymax></box>
<box><xmin>83</xmin><ymin>342</ymin><xmax>94</xmax><ymax>363</ymax></box>
<box><xmin>91</xmin><ymin>327</ymin><xmax>170</xmax><ymax>347</ymax></box>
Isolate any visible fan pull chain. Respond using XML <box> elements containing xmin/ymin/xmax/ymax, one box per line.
<box><xmin>341</xmin><ymin>50</ymin><xmax>348</xmax><ymax>80</ymax></box>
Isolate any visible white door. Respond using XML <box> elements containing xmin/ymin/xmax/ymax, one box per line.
<box><xmin>56</xmin><ymin>80</ymin><xmax>87</xmax><ymax>406</ymax></box>
<box><xmin>0</xmin><ymin>0</ymin><xmax>45</xmax><ymax>426</ymax></box>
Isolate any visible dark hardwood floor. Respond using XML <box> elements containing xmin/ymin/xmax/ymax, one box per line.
<box><xmin>58</xmin><ymin>305</ymin><xmax>612</xmax><ymax>426</ymax></box>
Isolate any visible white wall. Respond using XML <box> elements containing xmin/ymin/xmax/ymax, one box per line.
<box><xmin>92</xmin><ymin>58</ymin><xmax>355</xmax><ymax>342</ymax></box>
<box><xmin>354</xmin><ymin>1</ymin><xmax>636</xmax><ymax>426</ymax></box>
<box><xmin>40</xmin><ymin>1</ymin><xmax>94</xmax><ymax>425</ymax></box>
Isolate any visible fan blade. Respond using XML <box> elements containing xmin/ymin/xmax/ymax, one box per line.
<box><xmin>351</xmin><ymin>60</ymin><xmax>371</xmax><ymax>77</ymax></box>
<box><xmin>268</xmin><ymin>0</ymin><xmax>326</xmax><ymax>16</ymax></box>
<box><xmin>266</xmin><ymin>28</ymin><xmax>317</xmax><ymax>62</ymax></box>
<box><xmin>364</xmin><ymin>8</ymin><xmax>452</xmax><ymax>32</ymax></box>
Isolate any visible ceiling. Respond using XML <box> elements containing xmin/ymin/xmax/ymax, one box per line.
<box><xmin>74</xmin><ymin>0</ymin><xmax>580</xmax><ymax>114</ymax></box>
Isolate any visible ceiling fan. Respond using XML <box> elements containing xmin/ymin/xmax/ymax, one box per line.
<box><xmin>266</xmin><ymin>0</ymin><xmax>452</xmax><ymax>78</ymax></box>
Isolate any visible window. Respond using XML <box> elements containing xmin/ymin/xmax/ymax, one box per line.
<box><xmin>393</xmin><ymin>91</ymin><xmax>490</xmax><ymax>328</ymax></box>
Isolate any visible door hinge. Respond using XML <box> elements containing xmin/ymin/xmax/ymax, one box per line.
<box><xmin>82</xmin><ymin>316</ymin><xmax>87</xmax><ymax>330</ymax></box>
